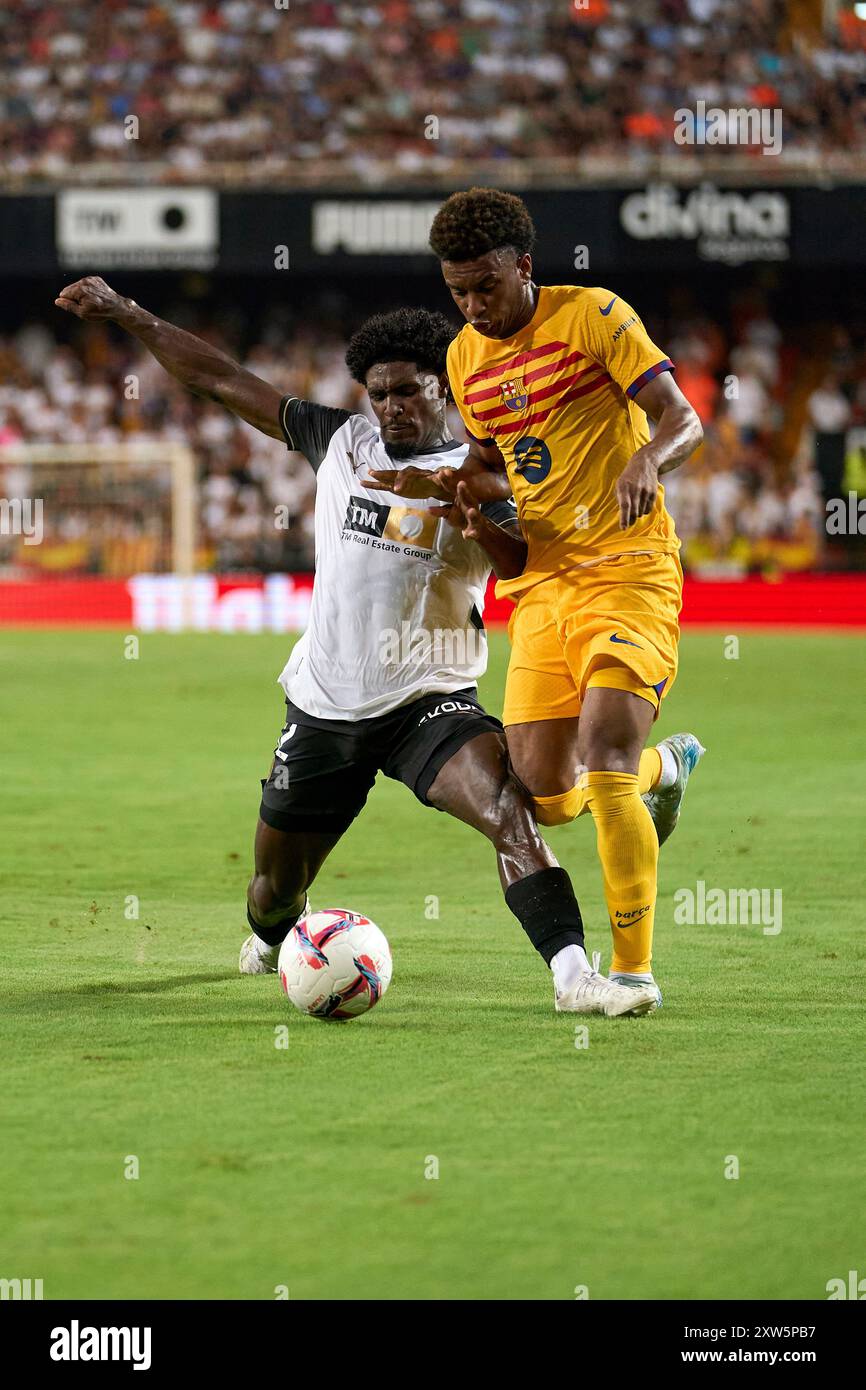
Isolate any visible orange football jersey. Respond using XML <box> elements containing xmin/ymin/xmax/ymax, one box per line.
<box><xmin>447</xmin><ymin>285</ymin><xmax>680</xmax><ymax>598</ymax></box>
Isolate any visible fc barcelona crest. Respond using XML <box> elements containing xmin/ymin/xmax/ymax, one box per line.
<box><xmin>500</xmin><ymin>377</ymin><xmax>528</xmax><ymax>412</ymax></box>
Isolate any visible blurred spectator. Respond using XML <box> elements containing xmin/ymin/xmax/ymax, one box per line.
<box><xmin>2</xmin><ymin>288</ymin><xmax>862</xmax><ymax>578</ymax></box>
<box><xmin>0</xmin><ymin>0</ymin><xmax>865</xmax><ymax>186</ymax></box>
<box><xmin>722</xmin><ymin>346</ymin><xmax>775</xmax><ymax>443</ymax></box>
<box><xmin>807</xmin><ymin>372</ymin><xmax>852</xmax><ymax>506</ymax></box>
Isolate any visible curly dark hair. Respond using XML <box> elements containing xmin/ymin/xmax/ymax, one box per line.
<box><xmin>429</xmin><ymin>186</ymin><xmax>536</xmax><ymax>262</ymax></box>
<box><xmin>344</xmin><ymin>307</ymin><xmax>457</xmax><ymax>384</ymax></box>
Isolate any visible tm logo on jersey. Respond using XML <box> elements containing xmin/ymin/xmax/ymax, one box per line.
<box><xmin>343</xmin><ymin>496</ymin><xmax>438</xmax><ymax>549</ymax></box>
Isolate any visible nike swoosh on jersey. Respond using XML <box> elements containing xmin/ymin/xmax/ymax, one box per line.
<box><xmin>610</xmin><ymin>632</ymin><xmax>642</xmax><ymax>648</ymax></box>
<box><xmin>599</xmin><ymin>296</ymin><xmax>618</xmax><ymax>316</ymax></box>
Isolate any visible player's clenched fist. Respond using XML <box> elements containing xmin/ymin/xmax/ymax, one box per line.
<box><xmin>54</xmin><ymin>275</ymin><xmax>128</xmax><ymax>321</ymax></box>
<box><xmin>431</xmin><ymin>480</ymin><xmax>482</xmax><ymax>537</ymax></box>
<box><xmin>616</xmin><ymin>451</ymin><xmax>660</xmax><ymax>530</ymax></box>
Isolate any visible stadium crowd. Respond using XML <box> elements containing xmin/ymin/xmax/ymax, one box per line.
<box><xmin>1</xmin><ymin>291</ymin><xmax>862</xmax><ymax>579</ymax></box>
<box><xmin>1</xmin><ymin>0</ymin><xmax>865</xmax><ymax>186</ymax></box>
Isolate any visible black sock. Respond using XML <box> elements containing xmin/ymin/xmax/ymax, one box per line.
<box><xmin>246</xmin><ymin>903</ymin><xmax>304</xmax><ymax>949</ymax></box>
<box><xmin>504</xmin><ymin>867</ymin><xmax>585</xmax><ymax>966</ymax></box>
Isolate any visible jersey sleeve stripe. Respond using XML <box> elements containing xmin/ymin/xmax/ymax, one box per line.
<box><xmin>279</xmin><ymin>395</ymin><xmax>299</xmax><ymax>448</ymax></box>
<box><xmin>626</xmin><ymin>359</ymin><xmax>674</xmax><ymax>399</ymax></box>
<box><xmin>463</xmin><ymin>340</ymin><xmax>569</xmax><ymax>387</ymax></box>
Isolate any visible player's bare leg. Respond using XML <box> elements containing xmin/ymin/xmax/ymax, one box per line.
<box><xmin>503</xmin><ymin>716</ymin><xmax>583</xmax><ymax>801</ymax></box>
<box><xmin>426</xmin><ymin>730</ymin><xmax>557</xmax><ymax>889</ymax></box>
<box><xmin>577</xmin><ymin>685</ymin><xmax>654</xmax><ymax>774</ymax></box>
<box><xmin>240</xmin><ymin>820</ymin><xmax>343</xmax><ymax>974</ymax></box>
<box><xmin>504</xmin><ymin>710</ymin><xmax>685</xmax><ymax>829</ymax></box>
<box><xmin>426</xmin><ymin>731</ymin><xmax>656</xmax><ymax>1016</ymax></box>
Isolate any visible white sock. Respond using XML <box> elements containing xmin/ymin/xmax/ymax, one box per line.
<box><xmin>657</xmin><ymin>742</ymin><xmax>678</xmax><ymax>789</ymax></box>
<box><xmin>551</xmin><ymin>943</ymin><xmax>592</xmax><ymax>994</ymax></box>
<box><xmin>610</xmin><ymin>969</ymin><xmax>655</xmax><ymax>983</ymax></box>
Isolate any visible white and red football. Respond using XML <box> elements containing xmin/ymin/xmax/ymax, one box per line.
<box><xmin>278</xmin><ymin>908</ymin><xmax>392</xmax><ymax>1020</ymax></box>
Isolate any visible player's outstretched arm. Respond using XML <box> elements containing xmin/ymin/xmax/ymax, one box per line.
<box><xmin>616</xmin><ymin>372</ymin><xmax>703</xmax><ymax>529</ymax></box>
<box><xmin>54</xmin><ymin>276</ymin><xmax>284</xmax><ymax>440</ymax></box>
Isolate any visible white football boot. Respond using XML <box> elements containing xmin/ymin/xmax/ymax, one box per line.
<box><xmin>643</xmin><ymin>732</ymin><xmax>706</xmax><ymax>848</ymax></box>
<box><xmin>238</xmin><ymin>895</ymin><xmax>311</xmax><ymax>975</ymax></box>
<box><xmin>608</xmin><ymin>970</ymin><xmax>663</xmax><ymax>1013</ymax></box>
<box><xmin>554</xmin><ymin>951</ymin><xmax>658</xmax><ymax>1018</ymax></box>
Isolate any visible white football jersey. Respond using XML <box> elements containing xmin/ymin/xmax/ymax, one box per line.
<box><xmin>277</xmin><ymin>396</ymin><xmax>516</xmax><ymax>721</ymax></box>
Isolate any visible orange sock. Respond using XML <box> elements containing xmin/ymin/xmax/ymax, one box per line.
<box><xmin>533</xmin><ymin>747</ymin><xmax>662</xmax><ymax>826</ymax></box>
<box><xmin>583</xmin><ymin>770</ymin><xmax>658</xmax><ymax>973</ymax></box>
<box><xmin>638</xmin><ymin>746</ymin><xmax>663</xmax><ymax>794</ymax></box>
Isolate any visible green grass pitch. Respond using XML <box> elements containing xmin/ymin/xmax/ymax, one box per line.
<box><xmin>1</xmin><ymin>627</ymin><xmax>864</xmax><ymax>1301</ymax></box>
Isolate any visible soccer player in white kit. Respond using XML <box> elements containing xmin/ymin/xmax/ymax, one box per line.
<box><xmin>54</xmin><ymin>277</ymin><xmax>657</xmax><ymax>1018</ymax></box>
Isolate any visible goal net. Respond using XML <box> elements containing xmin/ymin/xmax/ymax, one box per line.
<box><xmin>0</xmin><ymin>441</ymin><xmax>196</xmax><ymax>618</ymax></box>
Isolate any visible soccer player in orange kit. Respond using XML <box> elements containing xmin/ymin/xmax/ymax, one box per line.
<box><xmin>368</xmin><ymin>188</ymin><xmax>706</xmax><ymax>1011</ymax></box>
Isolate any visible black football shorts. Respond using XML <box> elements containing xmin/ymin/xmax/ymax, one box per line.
<box><xmin>259</xmin><ymin>686</ymin><xmax>503</xmax><ymax>835</ymax></box>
